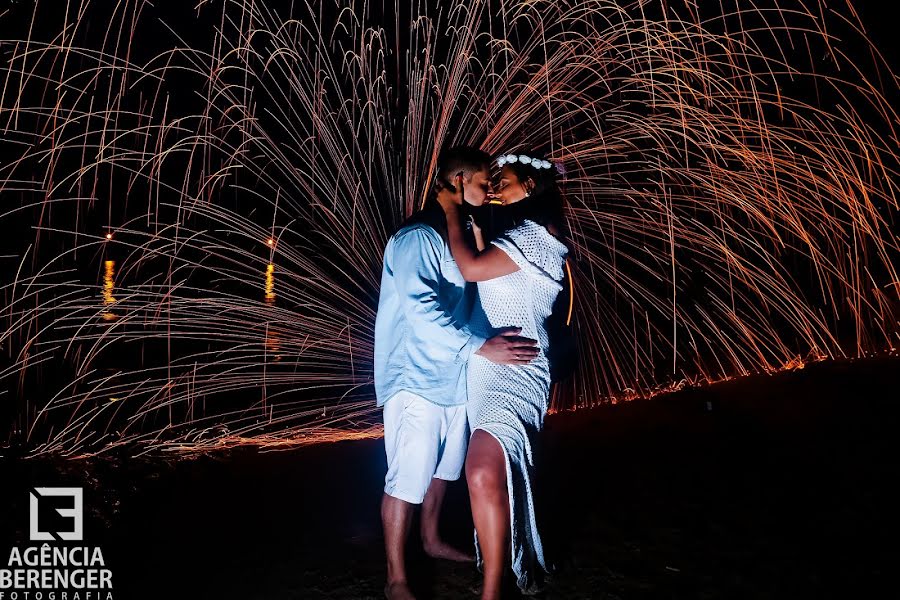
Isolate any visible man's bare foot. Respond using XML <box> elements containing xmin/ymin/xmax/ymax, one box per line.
<box><xmin>423</xmin><ymin>540</ymin><xmax>476</xmax><ymax>562</ymax></box>
<box><xmin>385</xmin><ymin>581</ymin><xmax>416</xmax><ymax>600</ymax></box>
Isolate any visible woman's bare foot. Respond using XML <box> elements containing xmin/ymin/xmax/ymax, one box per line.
<box><xmin>423</xmin><ymin>539</ymin><xmax>476</xmax><ymax>562</ymax></box>
<box><xmin>385</xmin><ymin>580</ymin><xmax>416</xmax><ymax>600</ymax></box>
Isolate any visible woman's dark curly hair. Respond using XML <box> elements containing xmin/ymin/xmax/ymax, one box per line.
<box><xmin>492</xmin><ymin>150</ymin><xmax>568</xmax><ymax>244</ymax></box>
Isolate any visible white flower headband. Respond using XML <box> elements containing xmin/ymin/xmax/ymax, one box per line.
<box><xmin>496</xmin><ymin>153</ymin><xmax>553</xmax><ymax>170</ymax></box>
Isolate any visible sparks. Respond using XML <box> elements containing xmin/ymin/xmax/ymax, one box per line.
<box><xmin>0</xmin><ymin>0</ymin><xmax>897</xmax><ymax>457</ymax></box>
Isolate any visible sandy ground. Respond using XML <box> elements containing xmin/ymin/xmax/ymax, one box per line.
<box><xmin>2</xmin><ymin>357</ymin><xmax>899</xmax><ymax>599</ymax></box>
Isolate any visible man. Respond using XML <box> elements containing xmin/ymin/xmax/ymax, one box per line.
<box><xmin>374</xmin><ymin>146</ymin><xmax>540</xmax><ymax>600</ymax></box>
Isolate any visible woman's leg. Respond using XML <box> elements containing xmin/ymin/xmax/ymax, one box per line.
<box><xmin>466</xmin><ymin>429</ymin><xmax>510</xmax><ymax>600</ymax></box>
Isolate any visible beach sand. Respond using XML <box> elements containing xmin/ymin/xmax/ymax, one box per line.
<box><xmin>2</xmin><ymin>357</ymin><xmax>898</xmax><ymax>599</ymax></box>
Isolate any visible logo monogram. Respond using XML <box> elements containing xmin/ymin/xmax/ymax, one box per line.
<box><xmin>29</xmin><ymin>487</ymin><xmax>83</xmax><ymax>541</ymax></box>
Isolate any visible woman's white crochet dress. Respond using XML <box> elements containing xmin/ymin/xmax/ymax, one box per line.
<box><xmin>466</xmin><ymin>218</ymin><xmax>568</xmax><ymax>594</ymax></box>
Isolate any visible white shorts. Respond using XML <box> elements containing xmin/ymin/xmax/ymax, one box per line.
<box><xmin>382</xmin><ymin>390</ymin><xmax>469</xmax><ymax>504</ymax></box>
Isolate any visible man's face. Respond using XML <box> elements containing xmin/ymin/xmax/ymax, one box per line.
<box><xmin>461</xmin><ymin>167</ymin><xmax>492</xmax><ymax>206</ymax></box>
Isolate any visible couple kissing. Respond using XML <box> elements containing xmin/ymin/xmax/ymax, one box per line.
<box><xmin>374</xmin><ymin>146</ymin><xmax>570</xmax><ymax>600</ymax></box>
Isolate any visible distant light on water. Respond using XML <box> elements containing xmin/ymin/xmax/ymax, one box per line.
<box><xmin>264</xmin><ymin>263</ymin><xmax>276</xmax><ymax>304</ymax></box>
<box><xmin>102</xmin><ymin>261</ymin><xmax>116</xmax><ymax>305</ymax></box>
<box><xmin>102</xmin><ymin>260</ymin><xmax>118</xmax><ymax>321</ymax></box>
<box><xmin>264</xmin><ymin>263</ymin><xmax>281</xmax><ymax>361</ymax></box>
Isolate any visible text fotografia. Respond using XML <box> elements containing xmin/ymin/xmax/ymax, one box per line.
<box><xmin>1</xmin><ymin>545</ymin><xmax>113</xmax><ymax>599</ymax></box>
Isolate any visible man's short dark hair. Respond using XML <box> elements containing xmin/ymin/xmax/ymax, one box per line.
<box><xmin>435</xmin><ymin>146</ymin><xmax>491</xmax><ymax>191</ymax></box>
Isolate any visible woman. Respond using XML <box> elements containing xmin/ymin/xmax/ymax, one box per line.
<box><xmin>437</xmin><ymin>151</ymin><xmax>569</xmax><ymax>598</ymax></box>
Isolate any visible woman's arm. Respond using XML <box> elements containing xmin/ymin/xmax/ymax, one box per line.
<box><xmin>446</xmin><ymin>205</ymin><xmax>518</xmax><ymax>281</ymax></box>
<box><xmin>469</xmin><ymin>215</ymin><xmax>486</xmax><ymax>251</ymax></box>
<box><xmin>439</xmin><ymin>194</ymin><xmax>519</xmax><ymax>281</ymax></box>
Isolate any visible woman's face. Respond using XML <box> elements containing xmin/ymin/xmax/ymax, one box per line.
<box><xmin>494</xmin><ymin>165</ymin><xmax>532</xmax><ymax>205</ymax></box>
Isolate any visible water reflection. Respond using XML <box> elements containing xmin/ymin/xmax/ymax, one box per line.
<box><xmin>264</xmin><ymin>263</ymin><xmax>281</xmax><ymax>360</ymax></box>
<box><xmin>264</xmin><ymin>263</ymin><xmax>276</xmax><ymax>304</ymax></box>
<box><xmin>102</xmin><ymin>260</ymin><xmax>118</xmax><ymax>321</ymax></box>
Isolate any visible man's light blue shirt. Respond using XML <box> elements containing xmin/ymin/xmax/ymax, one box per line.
<box><xmin>374</xmin><ymin>218</ymin><xmax>487</xmax><ymax>408</ymax></box>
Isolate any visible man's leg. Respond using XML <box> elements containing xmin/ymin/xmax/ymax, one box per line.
<box><xmin>381</xmin><ymin>391</ymin><xmax>443</xmax><ymax>599</ymax></box>
<box><xmin>382</xmin><ymin>493</ymin><xmax>416</xmax><ymax>600</ymax></box>
<box><xmin>421</xmin><ymin>477</ymin><xmax>474</xmax><ymax>561</ymax></box>
<box><xmin>421</xmin><ymin>403</ymin><xmax>475</xmax><ymax>561</ymax></box>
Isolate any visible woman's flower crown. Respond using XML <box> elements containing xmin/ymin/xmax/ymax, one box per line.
<box><xmin>496</xmin><ymin>153</ymin><xmax>553</xmax><ymax>170</ymax></box>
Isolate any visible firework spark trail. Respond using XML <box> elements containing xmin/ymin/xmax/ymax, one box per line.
<box><xmin>0</xmin><ymin>0</ymin><xmax>898</xmax><ymax>457</ymax></box>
